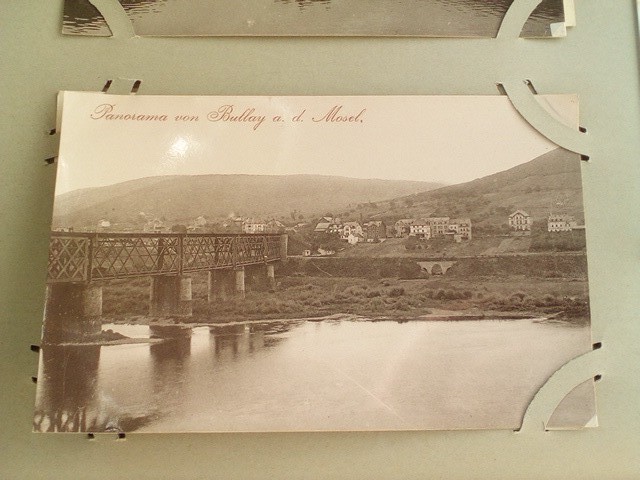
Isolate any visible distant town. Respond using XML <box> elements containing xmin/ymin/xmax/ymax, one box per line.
<box><xmin>53</xmin><ymin>208</ymin><xmax>586</xmax><ymax>258</ymax></box>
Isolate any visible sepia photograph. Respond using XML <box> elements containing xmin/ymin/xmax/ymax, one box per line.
<box><xmin>62</xmin><ymin>0</ymin><xmax>568</xmax><ymax>37</ymax></box>
<box><xmin>35</xmin><ymin>92</ymin><xmax>595</xmax><ymax>433</ymax></box>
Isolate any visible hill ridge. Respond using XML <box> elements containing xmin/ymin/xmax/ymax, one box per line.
<box><xmin>53</xmin><ymin>174</ymin><xmax>443</xmax><ymax>227</ymax></box>
<box><xmin>355</xmin><ymin>148</ymin><xmax>584</xmax><ymax>229</ymax></box>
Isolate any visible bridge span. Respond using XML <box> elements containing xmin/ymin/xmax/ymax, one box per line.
<box><xmin>44</xmin><ymin>232</ymin><xmax>287</xmax><ymax>343</ymax></box>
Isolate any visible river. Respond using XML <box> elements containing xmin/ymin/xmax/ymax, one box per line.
<box><xmin>33</xmin><ymin>317</ymin><xmax>594</xmax><ymax>433</ymax></box>
<box><xmin>63</xmin><ymin>0</ymin><xmax>565</xmax><ymax>37</ymax></box>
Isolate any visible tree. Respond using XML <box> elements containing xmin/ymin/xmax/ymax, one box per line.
<box><xmin>171</xmin><ymin>224</ymin><xmax>188</xmax><ymax>233</ymax></box>
<box><xmin>405</xmin><ymin>236</ymin><xmax>420</xmax><ymax>251</ymax></box>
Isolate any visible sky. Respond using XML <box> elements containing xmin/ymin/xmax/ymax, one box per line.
<box><xmin>55</xmin><ymin>92</ymin><xmax>578</xmax><ymax>195</ymax></box>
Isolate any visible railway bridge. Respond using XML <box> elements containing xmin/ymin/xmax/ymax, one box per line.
<box><xmin>44</xmin><ymin>232</ymin><xmax>287</xmax><ymax>342</ymax></box>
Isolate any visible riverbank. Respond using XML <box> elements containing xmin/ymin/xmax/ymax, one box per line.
<box><xmin>103</xmin><ymin>309</ymin><xmax>547</xmax><ymax>328</ymax></box>
<box><xmin>100</xmin><ymin>273</ymin><xmax>589</xmax><ymax>327</ymax></box>
<box><xmin>98</xmin><ymin>253</ymin><xmax>590</xmax><ymax>327</ymax></box>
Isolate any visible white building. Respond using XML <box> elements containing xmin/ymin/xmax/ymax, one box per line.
<box><xmin>347</xmin><ymin>233</ymin><xmax>364</xmax><ymax>245</ymax></box>
<box><xmin>341</xmin><ymin>222</ymin><xmax>363</xmax><ymax>240</ymax></box>
<box><xmin>194</xmin><ymin>216</ymin><xmax>207</xmax><ymax>228</ymax></box>
<box><xmin>409</xmin><ymin>220</ymin><xmax>432</xmax><ymax>239</ymax></box>
<box><xmin>548</xmin><ymin>214</ymin><xmax>577</xmax><ymax>232</ymax></box>
<box><xmin>143</xmin><ymin>218</ymin><xmax>166</xmax><ymax>233</ymax></box>
<box><xmin>509</xmin><ymin>210</ymin><xmax>532</xmax><ymax>231</ymax></box>
<box><xmin>243</xmin><ymin>219</ymin><xmax>267</xmax><ymax>234</ymax></box>
<box><xmin>97</xmin><ymin>219</ymin><xmax>111</xmax><ymax>230</ymax></box>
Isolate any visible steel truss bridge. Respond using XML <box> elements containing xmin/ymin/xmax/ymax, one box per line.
<box><xmin>47</xmin><ymin>232</ymin><xmax>287</xmax><ymax>284</ymax></box>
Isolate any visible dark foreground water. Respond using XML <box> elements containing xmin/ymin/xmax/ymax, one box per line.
<box><xmin>63</xmin><ymin>0</ymin><xmax>565</xmax><ymax>36</ymax></box>
<box><xmin>34</xmin><ymin>318</ymin><xmax>594</xmax><ymax>432</ymax></box>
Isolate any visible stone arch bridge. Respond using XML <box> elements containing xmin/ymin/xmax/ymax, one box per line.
<box><xmin>417</xmin><ymin>260</ymin><xmax>457</xmax><ymax>275</ymax></box>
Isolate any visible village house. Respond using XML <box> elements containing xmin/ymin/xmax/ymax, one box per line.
<box><xmin>266</xmin><ymin>219</ymin><xmax>286</xmax><ymax>233</ymax></box>
<box><xmin>347</xmin><ymin>232</ymin><xmax>364</xmax><ymax>245</ymax></box>
<box><xmin>341</xmin><ymin>221</ymin><xmax>363</xmax><ymax>240</ymax></box>
<box><xmin>426</xmin><ymin>217</ymin><xmax>450</xmax><ymax>236</ymax></box>
<box><xmin>394</xmin><ymin>219</ymin><xmax>414</xmax><ymax>238</ymax></box>
<box><xmin>188</xmin><ymin>215</ymin><xmax>208</xmax><ymax>232</ymax></box>
<box><xmin>313</xmin><ymin>217</ymin><xmax>336</xmax><ymax>233</ymax></box>
<box><xmin>143</xmin><ymin>218</ymin><xmax>166</xmax><ymax>233</ymax></box>
<box><xmin>449</xmin><ymin>218</ymin><xmax>472</xmax><ymax>240</ymax></box>
<box><xmin>509</xmin><ymin>210</ymin><xmax>532</xmax><ymax>232</ymax></box>
<box><xmin>242</xmin><ymin>218</ymin><xmax>267</xmax><ymax>234</ymax></box>
<box><xmin>327</xmin><ymin>221</ymin><xmax>342</xmax><ymax>235</ymax></box>
<box><xmin>221</xmin><ymin>217</ymin><xmax>244</xmax><ymax>233</ymax></box>
<box><xmin>409</xmin><ymin>219</ymin><xmax>432</xmax><ymax>240</ymax></box>
<box><xmin>97</xmin><ymin>219</ymin><xmax>111</xmax><ymax>231</ymax></box>
<box><xmin>194</xmin><ymin>216</ymin><xmax>207</xmax><ymax>228</ymax></box>
<box><xmin>548</xmin><ymin>214</ymin><xmax>578</xmax><ymax>232</ymax></box>
<box><xmin>363</xmin><ymin>220</ymin><xmax>387</xmax><ymax>242</ymax></box>
<box><xmin>304</xmin><ymin>247</ymin><xmax>335</xmax><ymax>257</ymax></box>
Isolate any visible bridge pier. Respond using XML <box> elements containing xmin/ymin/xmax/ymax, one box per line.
<box><xmin>207</xmin><ymin>269</ymin><xmax>235</xmax><ymax>302</ymax></box>
<box><xmin>235</xmin><ymin>267</ymin><xmax>246</xmax><ymax>298</ymax></box>
<box><xmin>244</xmin><ymin>264</ymin><xmax>275</xmax><ymax>292</ymax></box>
<box><xmin>43</xmin><ymin>283</ymin><xmax>102</xmax><ymax>343</ymax></box>
<box><xmin>266</xmin><ymin>264</ymin><xmax>276</xmax><ymax>289</ymax></box>
<box><xmin>207</xmin><ymin>268</ymin><xmax>247</xmax><ymax>301</ymax></box>
<box><xmin>149</xmin><ymin>275</ymin><xmax>192</xmax><ymax>317</ymax></box>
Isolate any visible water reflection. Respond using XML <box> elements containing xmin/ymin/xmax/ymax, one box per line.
<box><xmin>149</xmin><ymin>326</ymin><xmax>192</xmax><ymax>412</ymax></box>
<box><xmin>63</xmin><ymin>0</ymin><xmax>565</xmax><ymax>37</ymax></box>
<box><xmin>62</xmin><ymin>0</ymin><xmax>111</xmax><ymax>36</ymax></box>
<box><xmin>34</xmin><ymin>319</ymin><xmax>594</xmax><ymax>432</ymax></box>
<box><xmin>210</xmin><ymin>324</ymin><xmax>248</xmax><ymax>358</ymax></box>
<box><xmin>119</xmin><ymin>0</ymin><xmax>169</xmax><ymax>18</ymax></box>
<box><xmin>209</xmin><ymin>322</ymin><xmax>294</xmax><ymax>358</ymax></box>
<box><xmin>33</xmin><ymin>343</ymin><xmax>159</xmax><ymax>432</ymax></box>
<box><xmin>33</xmin><ymin>345</ymin><xmax>100</xmax><ymax>432</ymax></box>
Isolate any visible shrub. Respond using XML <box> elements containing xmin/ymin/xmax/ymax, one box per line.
<box><xmin>407</xmin><ymin>296</ymin><xmax>426</xmax><ymax>308</ymax></box>
<box><xmin>388</xmin><ymin>287</ymin><xmax>405</xmax><ymax>297</ymax></box>
<box><xmin>344</xmin><ymin>285</ymin><xmax>366</xmax><ymax>297</ymax></box>
<box><xmin>393</xmin><ymin>298</ymin><xmax>410</xmax><ymax>311</ymax></box>
<box><xmin>368</xmin><ymin>297</ymin><xmax>386</xmax><ymax>312</ymax></box>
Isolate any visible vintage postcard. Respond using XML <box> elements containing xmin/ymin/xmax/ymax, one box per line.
<box><xmin>35</xmin><ymin>92</ymin><xmax>595</xmax><ymax>433</ymax></box>
<box><xmin>62</xmin><ymin>0</ymin><xmax>567</xmax><ymax>37</ymax></box>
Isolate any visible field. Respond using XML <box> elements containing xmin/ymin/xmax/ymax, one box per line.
<box><xmin>333</xmin><ymin>237</ymin><xmax>504</xmax><ymax>258</ymax></box>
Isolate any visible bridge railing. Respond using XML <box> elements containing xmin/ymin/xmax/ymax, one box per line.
<box><xmin>47</xmin><ymin>232</ymin><xmax>287</xmax><ymax>283</ymax></box>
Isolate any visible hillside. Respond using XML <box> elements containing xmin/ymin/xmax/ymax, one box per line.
<box><xmin>341</xmin><ymin>148</ymin><xmax>585</xmax><ymax>229</ymax></box>
<box><xmin>52</xmin><ymin>174</ymin><xmax>442</xmax><ymax>227</ymax></box>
